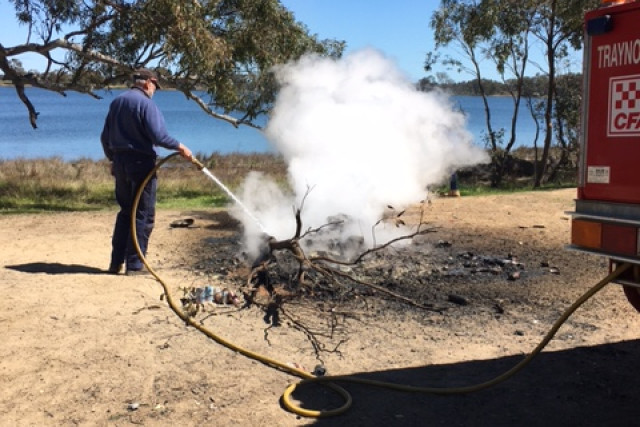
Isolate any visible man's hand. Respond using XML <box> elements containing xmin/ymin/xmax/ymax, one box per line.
<box><xmin>177</xmin><ymin>143</ymin><xmax>205</xmax><ymax>170</ymax></box>
<box><xmin>177</xmin><ymin>143</ymin><xmax>193</xmax><ymax>160</ymax></box>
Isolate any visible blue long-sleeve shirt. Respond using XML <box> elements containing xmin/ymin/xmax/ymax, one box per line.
<box><xmin>101</xmin><ymin>87</ymin><xmax>180</xmax><ymax>160</ymax></box>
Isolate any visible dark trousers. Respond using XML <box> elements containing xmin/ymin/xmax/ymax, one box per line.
<box><xmin>110</xmin><ymin>152</ymin><xmax>157</xmax><ymax>271</ymax></box>
<box><xmin>450</xmin><ymin>173</ymin><xmax>458</xmax><ymax>191</ymax></box>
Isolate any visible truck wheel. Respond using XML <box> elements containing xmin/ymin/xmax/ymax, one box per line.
<box><xmin>623</xmin><ymin>286</ymin><xmax>640</xmax><ymax>313</ymax></box>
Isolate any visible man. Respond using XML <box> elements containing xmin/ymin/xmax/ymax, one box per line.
<box><xmin>101</xmin><ymin>68</ymin><xmax>193</xmax><ymax>275</ymax></box>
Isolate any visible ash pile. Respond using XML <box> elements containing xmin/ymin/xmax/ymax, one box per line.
<box><xmin>191</xmin><ymin>217</ymin><xmax>562</xmax><ymax>315</ymax></box>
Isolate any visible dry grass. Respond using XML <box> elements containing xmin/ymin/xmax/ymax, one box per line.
<box><xmin>0</xmin><ymin>150</ymin><xmax>575</xmax><ymax>212</ymax></box>
<box><xmin>0</xmin><ymin>153</ymin><xmax>288</xmax><ymax>213</ymax></box>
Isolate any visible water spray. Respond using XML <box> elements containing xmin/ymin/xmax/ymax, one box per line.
<box><xmin>190</xmin><ymin>158</ymin><xmax>268</xmax><ymax>234</ymax></box>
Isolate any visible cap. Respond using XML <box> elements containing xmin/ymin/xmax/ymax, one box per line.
<box><xmin>133</xmin><ymin>68</ymin><xmax>161</xmax><ymax>89</ymax></box>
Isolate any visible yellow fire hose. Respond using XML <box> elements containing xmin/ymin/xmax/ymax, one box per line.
<box><xmin>129</xmin><ymin>153</ymin><xmax>632</xmax><ymax>418</ymax></box>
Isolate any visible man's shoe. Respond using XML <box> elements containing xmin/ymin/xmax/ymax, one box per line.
<box><xmin>126</xmin><ymin>268</ymin><xmax>149</xmax><ymax>276</ymax></box>
<box><xmin>108</xmin><ymin>263</ymin><xmax>123</xmax><ymax>275</ymax></box>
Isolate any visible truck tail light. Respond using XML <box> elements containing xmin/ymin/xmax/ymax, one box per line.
<box><xmin>571</xmin><ymin>219</ymin><xmax>602</xmax><ymax>249</ymax></box>
<box><xmin>571</xmin><ymin>219</ymin><xmax>639</xmax><ymax>257</ymax></box>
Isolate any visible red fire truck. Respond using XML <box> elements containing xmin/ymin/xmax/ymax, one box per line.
<box><xmin>569</xmin><ymin>0</ymin><xmax>640</xmax><ymax>311</ymax></box>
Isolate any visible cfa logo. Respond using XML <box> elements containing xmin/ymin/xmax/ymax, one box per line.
<box><xmin>609</xmin><ymin>74</ymin><xmax>640</xmax><ymax>136</ymax></box>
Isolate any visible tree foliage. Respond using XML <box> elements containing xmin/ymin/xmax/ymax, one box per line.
<box><xmin>1</xmin><ymin>0</ymin><xmax>344</xmax><ymax>129</ymax></box>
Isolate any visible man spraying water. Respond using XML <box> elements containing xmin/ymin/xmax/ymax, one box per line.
<box><xmin>101</xmin><ymin>68</ymin><xmax>194</xmax><ymax>276</ymax></box>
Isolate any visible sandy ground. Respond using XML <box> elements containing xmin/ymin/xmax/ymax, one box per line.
<box><xmin>2</xmin><ymin>188</ymin><xmax>640</xmax><ymax>427</ymax></box>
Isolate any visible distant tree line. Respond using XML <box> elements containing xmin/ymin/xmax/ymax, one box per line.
<box><xmin>417</xmin><ymin>74</ymin><xmax>555</xmax><ymax>97</ymax></box>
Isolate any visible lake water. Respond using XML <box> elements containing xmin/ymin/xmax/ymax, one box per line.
<box><xmin>0</xmin><ymin>87</ymin><xmax>541</xmax><ymax>161</ymax></box>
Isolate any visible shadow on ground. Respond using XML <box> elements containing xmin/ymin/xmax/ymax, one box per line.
<box><xmin>5</xmin><ymin>262</ymin><xmax>105</xmax><ymax>274</ymax></box>
<box><xmin>290</xmin><ymin>340</ymin><xmax>640</xmax><ymax>427</ymax></box>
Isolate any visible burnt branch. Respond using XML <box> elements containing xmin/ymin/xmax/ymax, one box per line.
<box><xmin>239</xmin><ymin>198</ymin><xmax>448</xmax><ymax>355</ymax></box>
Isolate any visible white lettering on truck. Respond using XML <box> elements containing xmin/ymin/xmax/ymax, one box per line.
<box><xmin>597</xmin><ymin>39</ymin><xmax>640</xmax><ymax>68</ymax></box>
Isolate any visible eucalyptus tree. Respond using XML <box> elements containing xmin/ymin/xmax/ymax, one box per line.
<box><xmin>431</xmin><ymin>0</ymin><xmax>530</xmax><ymax>186</ymax></box>
<box><xmin>430</xmin><ymin>0</ymin><xmax>499</xmax><ymax>155</ymax></box>
<box><xmin>1</xmin><ymin>0</ymin><xmax>344</xmax><ymax>129</ymax></box>
<box><xmin>430</xmin><ymin>0</ymin><xmax>598</xmax><ymax>187</ymax></box>
<box><xmin>528</xmin><ymin>0</ymin><xmax>598</xmax><ymax>187</ymax></box>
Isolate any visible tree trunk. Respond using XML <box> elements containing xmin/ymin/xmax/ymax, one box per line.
<box><xmin>534</xmin><ymin>1</ymin><xmax>558</xmax><ymax>188</ymax></box>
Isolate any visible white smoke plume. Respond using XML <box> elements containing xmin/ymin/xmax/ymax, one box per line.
<box><xmin>232</xmin><ymin>48</ymin><xmax>488</xmax><ymax>258</ymax></box>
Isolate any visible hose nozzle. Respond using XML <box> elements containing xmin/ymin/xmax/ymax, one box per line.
<box><xmin>190</xmin><ymin>157</ymin><xmax>205</xmax><ymax>170</ymax></box>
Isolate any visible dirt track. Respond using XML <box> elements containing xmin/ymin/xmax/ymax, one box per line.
<box><xmin>1</xmin><ymin>188</ymin><xmax>640</xmax><ymax>426</ymax></box>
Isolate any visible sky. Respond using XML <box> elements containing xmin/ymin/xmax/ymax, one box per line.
<box><xmin>0</xmin><ymin>0</ymin><xmax>582</xmax><ymax>83</ymax></box>
<box><xmin>279</xmin><ymin>0</ymin><xmax>439</xmax><ymax>82</ymax></box>
<box><xmin>279</xmin><ymin>0</ymin><xmax>584</xmax><ymax>81</ymax></box>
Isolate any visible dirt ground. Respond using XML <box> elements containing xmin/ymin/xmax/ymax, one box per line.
<box><xmin>2</xmin><ymin>188</ymin><xmax>640</xmax><ymax>427</ymax></box>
